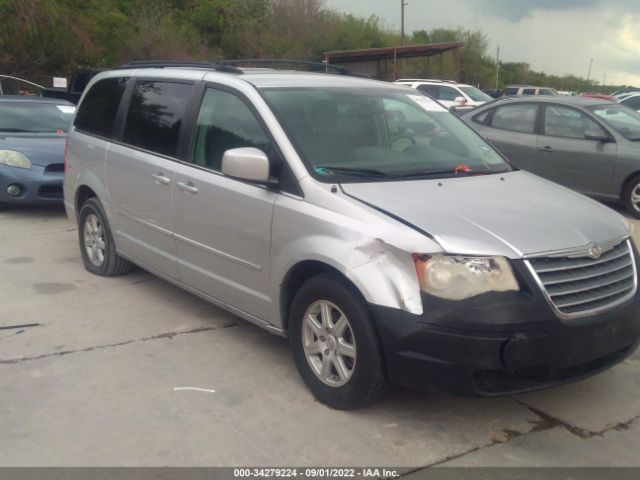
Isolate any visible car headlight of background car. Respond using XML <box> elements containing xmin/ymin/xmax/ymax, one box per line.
<box><xmin>412</xmin><ymin>253</ymin><xmax>519</xmax><ymax>300</ymax></box>
<box><xmin>628</xmin><ymin>220</ymin><xmax>640</xmax><ymax>252</ymax></box>
<box><xmin>0</xmin><ymin>150</ymin><xmax>32</xmax><ymax>169</ymax></box>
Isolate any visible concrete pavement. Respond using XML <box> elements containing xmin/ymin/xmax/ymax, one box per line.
<box><xmin>1</xmin><ymin>205</ymin><xmax>640</xmax><ymax>468</ymax></box>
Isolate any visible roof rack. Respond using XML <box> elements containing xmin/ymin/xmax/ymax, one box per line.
<box><xmin>116</xmin><ymin>60</ymin><xmax>243</xmax><ymax>74</ymax></box>
<box><xmin>220</xmin><ymin>59</ymin><xmax>370</xmax><ymax>78</ymax></box>
<box><xmin>394</xmin><ymin>78</ymin><xmax>457</xmax><ymax>84</ymax></box>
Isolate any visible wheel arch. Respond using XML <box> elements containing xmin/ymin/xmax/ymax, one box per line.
<box><xmin>279</xmin><ymin>260</ymin><xmax>360</xmax><ymax>332</ymax></box>
<box><xmin>75</xmin><ymin>184</ymin><xmax>97</xmax><ymax>213</ymax></box>
<box><xmin>621</xmin><ymin>171</ymin><xmax>640</xmax><ymax>201</ymax></box>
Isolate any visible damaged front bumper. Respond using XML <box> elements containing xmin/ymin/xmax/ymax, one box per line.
<box><xmin>370</xmin><ymin>260</ymin><xmax>640</xmax><ymax>395</ymax></box>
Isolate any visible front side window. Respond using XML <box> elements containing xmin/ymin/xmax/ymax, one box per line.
<box><xmin>438</xmin><ymin>86</ymin><xmax>461</xmax><ymax>101</ymax></box>
<box><xmin>123</xmin><ymin>81</ymin><xmax>193</xmax><ymax>157</ymax></box>
<box><xmin>74</xmin><ymin>77</ymin><xmax>127</xmax><ymax>137</ymax></box>
<box><xmin>490</xmin><ymin>104</ymin><xmax>538</xmax><ymax>133</ymax></box>
<box><xmin>192</xmin><ymin>88</ymin><xmax>271</xmax><ymax>171</ymax></box>
<box><xmin>0</xmin><ymin>102</ymin><xmax>75</xmax><ymax>133</ymax></box>
<box><xmin>590</xmin><ymin>105</ymin><xmax>640</xmax><ymax>141</ymax></box>
<box><xmin>544</xmin><ymin>105</ymin><xmax>605</xmax><ymax>139</ymax></box>
<box><xmin>622</xmin><ymin>96</ymin><xmax>640</xmax><ymax>111</ymax></box>
<box><xmin>261</xmin><ymin>86</ymin><xmax>511</xmax><ymax>183</ymax></box>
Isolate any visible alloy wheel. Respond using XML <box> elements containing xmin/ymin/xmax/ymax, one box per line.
<box><xmin>302</xmin><ymin>300</ymin><xmax>357</xmax><ymax>387</ymax></box>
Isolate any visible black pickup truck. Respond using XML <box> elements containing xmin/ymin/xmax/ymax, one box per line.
<box><xmin>42</xmin><ymin>69</ymin><xmax>104</xmax><ymax>104</ymax></box>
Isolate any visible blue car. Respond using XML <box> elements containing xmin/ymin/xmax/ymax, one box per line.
<box><xmin>0</xmin><ymin>96</ymin><xmax>75</xmax><ymax>210</ymax></box>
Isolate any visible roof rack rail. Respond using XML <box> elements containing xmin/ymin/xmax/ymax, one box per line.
<box><xmin>220</xmin><ymin>59</ymin><xmax>371</xmax><ymax>78</ymax></box>
<box><xmin>394</xmin><ymin>78</ymin><xmax>457</xmax><ymax>84</ymax></box>
<box><xmin>115</xmin><ymin>60</ymin><xmax>243</xmax><ymax>74</ymax></box>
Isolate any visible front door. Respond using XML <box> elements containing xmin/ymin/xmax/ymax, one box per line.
<box><xmin>173</xmin><ymin>87</ymin><xmax>276</xmax><ymax>319</ymax></box>
<box><xmin>538</xmin><ymin>104</ymin><xmax>617</xmax><ymax>196</ymax></box>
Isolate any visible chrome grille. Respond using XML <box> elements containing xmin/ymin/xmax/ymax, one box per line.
<box><xmin>527</xmin><ymin>240</ymin><xmax>636</xmax><ymax>316</ymax></box>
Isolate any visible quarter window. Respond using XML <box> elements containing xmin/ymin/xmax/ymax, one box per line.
<box><xmin>192</xmin><ymin>88</ymin><xmax>271</xmax><ymax>171</ymax></box>
<box><xmin>74</xmin><ymin>77</ymin><xmax>127</xmax><ymax>138</ymax></box>
<box><xmin>544</xmin><ymin>105</ymin><xmax>604</xmax><ymax>139</ymax></box>
<box><xmin>122</xmin><ymin>81</ymin><xmax>193</xmax><ymax>157</ymax></box>
<box><xmin>490</xmin><ymin>104</ymin><xmax>538</xmax><ymax>133</ymax></box>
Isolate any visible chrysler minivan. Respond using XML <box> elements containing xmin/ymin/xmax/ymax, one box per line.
<box><xmin>64</xmin><ymin>62</ymin><xmax>640</xmax><ymax>409</ymax></box>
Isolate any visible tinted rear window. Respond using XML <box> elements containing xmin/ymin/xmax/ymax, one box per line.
<box><xmin>122</xmin><ymin>81</ymin><xmax>193</xmax><ymax>157</ymax></box>
<box><xmin>74</xmin><ymin>77</ymin><xmax>127</xmax><ymax>138</ymax></box>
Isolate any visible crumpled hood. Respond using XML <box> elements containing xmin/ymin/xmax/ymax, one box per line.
<box><xmin>341</xmin><ymin>171</ymin><xmax>630</xmax><ymax>258</ymax></box>
<box><xmin>0</xmin><ymin>134</ymin><xmax>66</xmax><ymax>167</ymax></box>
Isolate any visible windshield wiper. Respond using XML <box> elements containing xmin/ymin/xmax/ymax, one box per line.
<box><xmin>0</xmin><ymin>128</ymin><xmax>34</xmax><ymax>133</ymax></box>
<box><xmin>314</xmin><ymin>165</ymin><xmax>401</xmax><ymax>178</ymax></box>
<box><xmin>396</xmin><ymin>168</ymin><xmax>509</xmax><ymax>178</ymax></box>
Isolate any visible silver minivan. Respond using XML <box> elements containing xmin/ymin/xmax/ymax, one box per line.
<box><xmin>64</xmin><ymin>62</ymin><xmax>640</xmax><ymax>409</ymax></box>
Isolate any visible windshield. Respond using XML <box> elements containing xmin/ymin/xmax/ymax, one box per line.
<box><xmin>0</xmin><ymin>102</ymin><xmax>76</xmax><ymax>133</ymax></box>
<box><xmin>459</xmin><ymin>86</ymin><xmax>492</xmax><ymax>102</ymax></box>
<box><xmin>261</xmin><ymin>87</ymin><xmax>511</xmax><ymax>182</ymax></box>
<box><xmin>589</xmin><ymin>104</ymin><xmax>640</xmax><ymax>141</ymax></box>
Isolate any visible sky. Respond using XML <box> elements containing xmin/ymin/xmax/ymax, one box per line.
<box><xmin>323</xmin><ymin>0</ymin><xmax>640</xmax><ymax>87</ymax></box>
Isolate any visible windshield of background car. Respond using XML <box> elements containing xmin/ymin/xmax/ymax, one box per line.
<box><xmin>589</xmin><ymin>105</ymin><xmax>640</xmax><ymax>141</ymax></box>
<box><xmin>261</xmin><ymin>87</ymin><xmax>511</xmax><ymax>182</ymax></box>
<box><xmin>0</xmin><ymin>102</ymin><xmax>76</xmax><ymax>133</ymax></box>
<box><xmin>459</xmin><ymin>86</ymin><xmax>492</xmax><ymax>102</ymax></box>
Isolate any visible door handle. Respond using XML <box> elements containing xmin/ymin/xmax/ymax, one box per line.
<box><xmin>177</xmin><ymin>181</ymin><xmax>199</xmax><ymax>194</ymax></box>
<box><xmin>152</xmin><ymin>172</ymin><xmax>171</xmax><ymax>185</ymax></box>
<box><xmin>539</xmin><ymin>146</ymin><xmax>554</xmax><ymax>153</ymax></box>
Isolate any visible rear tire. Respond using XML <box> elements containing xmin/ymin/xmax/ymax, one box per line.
<box><xmin>78</xmin><ymin>198</ymin><xmax>131</xmax><ymax>276</ymax></box>
<box><xmin>623</xmin><ymin>174</ymin><xmax>640</xmax><ymax>219</ymax></box>
<box><xmin>289</xmin><ymin>274</ymin><xmax>389</xmax><ymax>409</ymax></box>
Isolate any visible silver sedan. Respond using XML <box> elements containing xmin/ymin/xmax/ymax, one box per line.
<box><xmin>462</xmin><ymin>96</ymin><xmax>640</xmax><ymax>217</ymax></box>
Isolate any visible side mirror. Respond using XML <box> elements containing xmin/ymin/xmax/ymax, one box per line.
<box><xmin>221</xmin><ymin>147</ymin><xmax>273</xmax><ymax>183</ymax></box>
<box><xmin>454</xmin><ymin>96</ymin><xmax>466</xmax><ymax>106</ymax></box>
<box><xmin>584</xmin><ymin>129</ymin><xmax>609</xmax><ymax>142</ymax></box>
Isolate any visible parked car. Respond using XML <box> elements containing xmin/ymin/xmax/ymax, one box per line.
<box><xmin>619</xmin><ymin>93</ymin><xmax>640</xmax><ymax>112</ymax></box>
<box><xmin>482</xmin><ymin>89</ymin><xmax>502</xmax><ymax>99</ymax></box>
<box><xmin>65</xmin><ymin>62</ymin><xmax>640</xmax><ymax>409</ymax></box>
<box><xmin>502</xmin><ymin>85</ymin><xmax>559</xmax><ymax>96</ymax></box>
<box><xmin>611</xmin><ymin>87</ymin><xmax>640</xmax><ymax>97</ymax></box>
<box><xmin>394</xmin><ymin>79</ymin><xmax>493</xmax><ymax>108</ymax></box>
<box><xmin>462</xmin><ymin>96</ymin><xmax>640</xmax><ymax>217</ymax></box>
<box><xmin>0</xmin><ymin>96</ymin><xmax>75</xmax><ymax>210</ymax></box>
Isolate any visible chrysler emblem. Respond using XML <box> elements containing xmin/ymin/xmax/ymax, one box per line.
<box><xmin>587</xmin><ymin>243</ymin><xmax>603</xmax><ymax>259</ymax></box>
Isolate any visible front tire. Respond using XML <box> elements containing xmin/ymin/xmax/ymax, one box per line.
<box><xmin>0</xmin><ymin>202</ymin><xmax>9</xmax><ymax>212</ymax></box>
<box><xmin>623</xmin><ymin>174</ymin><xmax>640</xmax><ymax>219</ymax></box>
<box><xmin>78</xmin><ymin>198</ymin><xmax>131</xmax><ymax>276</ymax></box>
<box><xmin>289</xmin><ymin>274</ymin><xmax>389</xmax><ymax>409</ymax></box>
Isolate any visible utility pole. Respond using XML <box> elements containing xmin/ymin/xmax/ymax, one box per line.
<box><xmin>400</xmin><ymin>0</ymin><xmax>408</xmax><ymax>77</ymax></box>
<box><xmin>401</xmin><ymin>0</ymin><xmax>408</xmax><ymax>46</ymax></box>
<box><xmin>603</xmin><ymin>71</ymin><xmax>607</xmax><ymax>91</ymax></box>
<box><xmin>495</xmin><ymin>45</ymin><xmax>500</xmax><ymax>90</ymax></box>
<box><xmin>586</xmin><ymin>58</ymin><xmax>594</xmax><ymax>83</ymax></box>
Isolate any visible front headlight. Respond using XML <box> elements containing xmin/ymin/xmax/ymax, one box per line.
<box><xmin>0</xmin><ymin>150</ymin><xmax>31</xmax><ymax>169</ymax></box>
<box><xmin>628</xmin><ymin>220</ymin><xmax>640</xmax><ymax>251</ymax></box>
<box><xmin>412</xmin><ymin>253</ymin><xmax>519</xmax><ymax>301</ymax></box>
